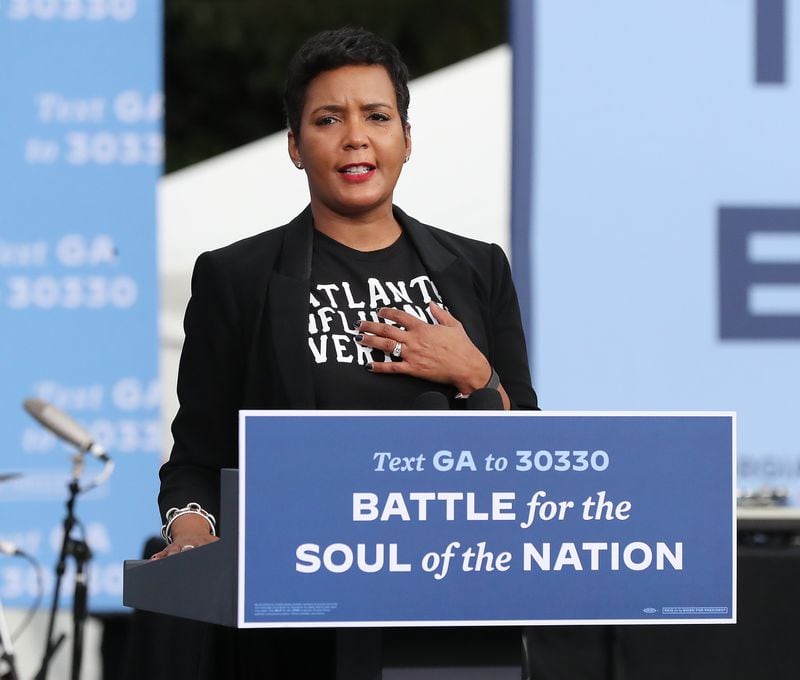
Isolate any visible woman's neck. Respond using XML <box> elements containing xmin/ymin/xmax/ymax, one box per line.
<box><xmin>310</xmin><ymin>203</ymin><xmax>402</xmax><ymax>252</ymax></box>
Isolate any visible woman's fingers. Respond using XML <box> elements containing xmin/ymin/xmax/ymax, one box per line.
<box><xmin>355</xmin><ymin>306</ymin><xmax>436</xmax><ymax>349</ymax></box>
<box><xmin>366</xmin><ymin>358</ymin><xmax>412</xmax><ymax>375</ymax></box>
<box><xmin>376</xmin><ymin>306</ymin><xmax>426</xmax><ymax>328</ymax></box>
<box><xmin>428</xmin><ymin>301</ymin><xmax>459</xmax><ymax>326</ymax></box>
<box><xmin>357</xmin><ymin>332</ymin><xmax>403</xmax><ymax>356</ymax></box>
<box><xmin>356</xmin><ymin>319</ymin><xmax>407</xmax><ymax>342</ymax></box>
<box><xmin>150</xmin><ymin>534</ymin><xmax>219</xmax><ymax>560</ymax></box>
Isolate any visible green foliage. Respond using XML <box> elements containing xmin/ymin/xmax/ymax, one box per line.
<box><xmin>165</xmin><ymin>0</ymin><xmax>506</xmax><ymax>172</ymax></box>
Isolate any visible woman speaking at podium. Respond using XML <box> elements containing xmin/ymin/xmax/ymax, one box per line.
<box><xmin>153</xmin><ymin>26</ymin><xmax>537</xmax><ymax>677</ymax></box>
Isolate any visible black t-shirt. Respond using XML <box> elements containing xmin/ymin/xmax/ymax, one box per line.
<box><xmin>309</xmin><ymin>229</ymin><xmax>456</xmax><ymax>409</ymax></box>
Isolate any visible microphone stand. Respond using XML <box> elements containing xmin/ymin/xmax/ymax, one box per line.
<box><xmin>34</xmin><ymin>453</ymin><xmax>92</xmax><ymax>680</ymax></box>
<box><xmin>0</xmin><ymin>594</ymin><xmax>19</xmax><ymax>680</ymax></box>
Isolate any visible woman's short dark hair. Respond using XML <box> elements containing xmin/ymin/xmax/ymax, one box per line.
<box><xmin>284</xmin><ymin>27</ymin><xmax>410</xmax><ymax>138</ymax></box>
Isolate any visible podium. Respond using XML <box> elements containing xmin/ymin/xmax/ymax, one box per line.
<box><xmin>123</xmin><ymin>411</ymin><xmax>735</xmax><ymax>677</ymax></box>
<box><xmin>123</xmin><ymin>468</ymin><xmax>239</xmax><ymax>626</ymax></box>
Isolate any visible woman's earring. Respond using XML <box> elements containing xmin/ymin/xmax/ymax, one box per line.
<box><xmin>404</xmin><ymin>155</ymin><xmax>410</xmax><ymax>164</ymax></box>
<box><xmin>294</xmin><ymin>161</ymin><xmax>304</xmax><ymax>169</ymax></box>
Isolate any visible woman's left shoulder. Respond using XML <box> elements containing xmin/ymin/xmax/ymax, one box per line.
<box><xmin>395</xmin><ymin>207</ymin><xmax>504</xmax><ymax>262</ymax></box>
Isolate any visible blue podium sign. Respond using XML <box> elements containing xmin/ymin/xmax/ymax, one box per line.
<box><xmin>238</xmin><ymin>412</ymin><xmax>735</xmax><ymax>627</ymax></box>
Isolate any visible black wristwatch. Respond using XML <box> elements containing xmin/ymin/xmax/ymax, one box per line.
<box><xmin>484</xmin><ymin>367</ymin><xmax>500</xmax><ymax>390</ymax></box>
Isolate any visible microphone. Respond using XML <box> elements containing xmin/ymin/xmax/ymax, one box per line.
<box><xmin>413</xmin><ymin>391</ymin><xmax>451</xmax><ymax>410</ymax></box>
<box><xmin>22</xmin><ymin>398</ymin><xmax>115</xmax><ymax>490</ymax></box>
<box><xmin>22</xmin><ymin>398</ymin><xmax>109</xmax><ymax>461</ymax></box>
<box><xmin>0</xmin><ymin>541</ymin><xmax>23</xmax><ymax>557</ymax></box>
<box><xmin>466</xmin><ymin>387</ymin><xmax>504</xmax><ymax>411</ymax></box>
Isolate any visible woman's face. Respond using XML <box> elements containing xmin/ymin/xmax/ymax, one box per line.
<box><xmin>288</xmin><ymin>64</ymin><xmax>411</xmax><ymax>219</ymax></box>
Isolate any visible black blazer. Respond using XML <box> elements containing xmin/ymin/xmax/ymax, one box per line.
<box><xmin>158</xmin><ymin>206</ymin><xmax>537</xmax><ymax>520</ymax></box>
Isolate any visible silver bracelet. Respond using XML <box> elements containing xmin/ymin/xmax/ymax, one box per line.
<box><xmin>161</xmin><ymin>502</ymin><xmax>217</xmax><ymax>543</ymax></box>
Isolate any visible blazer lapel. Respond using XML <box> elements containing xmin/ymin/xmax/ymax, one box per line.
<box><xmin>397</xmin><ymin>208</ymin><xmax>490</xmax><ymax>357</ymax></box>
<box><xmin>268</xmin><ymin>207</ymin><xmax>316</xmax><ymax>408</ymax></box>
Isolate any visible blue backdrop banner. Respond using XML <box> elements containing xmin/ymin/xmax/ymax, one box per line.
<box><xmin>239</xmin><ymin>412</ymin><xmax>735</xmax><ymax>627</ymax></box>
<box><xmin>511</xmin><ymin>0</ymin><xmax>800</xmax><ymax>503</ymax></box>
<box><xmin>0</xmin><ymin>1</ymin><xmax>161</xmax><ymax>611</ymax></box>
